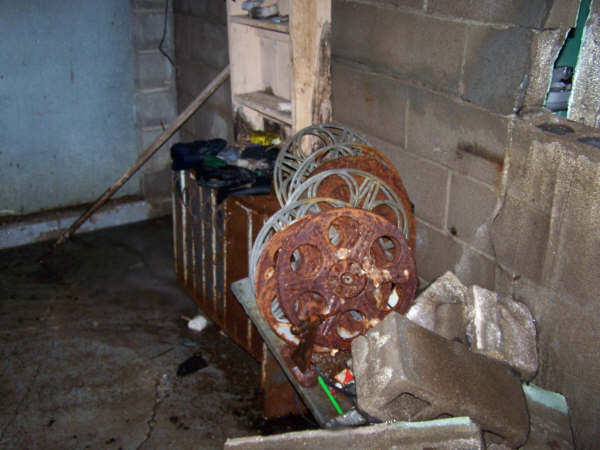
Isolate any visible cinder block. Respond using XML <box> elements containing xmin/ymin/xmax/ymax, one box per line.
<box><xmin>366</xmin><ymin>135</ymin><xmax>449</xmax><ymax>228</ymax></box>
<box><xmin>490</xmin><ymin>195</ymin><xmax>551</xmax><ymax>284</ymax></box>
<box><xmin>568</xmin><ymin>11</ymin><xmax>600</xmax><ymax>128</ymax></box>
<box><xmin>331</xmin><ymin>1</ymin><xmax>374</xmax><ymax>67</ymax></box>
<box><xmin>135</xmin><ymin>50</ymin><xmax>173</xmax><ymax>90</ymax></box>
<box><xmin>535</xmin><ymin>297</ymin><xmax>600</xmax><ymax>449</ymax></box>
<box><xmin>462</xmin><ymin>25</ymin><xmax>533</xmax><ymax>114</ymax></box>
<box><xmin>142</xmin><ymin>166</ymin><xmax>171</xmax><ymax>200</ymax></box>
<box><xmin>407</xmin><ymin>272</ymin><xmax>538</xmax><ymax>380</ymax></box>
<box><xmin>352</xmin><ymin>312</ymin><xmax>529</xmax><ymax>446</ymax></box>
<box><xmin>332</xmin><ymin>0</ymin><xmax>465</xmax><ymax>94</ymax></box>
<box><xmin>176</xmin><ymin>62</ymin><xmax>231</xmax><ymax>106</ymax></box>
<box><xmin>427</xmin><ymin>0</ymin><xmax>553</xmax><ymax>28</ymax></box>
<box><xmin>406</xmin><ymin>88</ymin><xmax>508</xmax><ymax>187</ymax></box>
<box><xmin>521</xmin><ymin>384</ymin><xmax>574</xmax><ymax>449</ymax></box>
<box><xmin>188</xmin><ymin>20</ymin><xmax>229</xmax><ymax>68</ymax></box>
<box><xmin>135</xmin><ymin>89</ymin><xmax>178</xmax><ymax>128</ymax></box>
<box><xmin>544</xmin><ymin>0</ymin><xmax>580</xmax><ymax>28</ymax></box>
<box><xmin>465</xmin><ymin>286</ymin><xmax>538</xmax><ymax>380</ymax></box>
<box><xmin>415</xmin><ymin>221</ymin><xmax>460</xmax><ymax>283</ymax></box>
<box><xmin>505</xmin><ymin>273</ymin><xmax>600</xmax><ymax>449</ymax></box>
<box><xmin>332</xmin><ymin>61</ymin><xmax>407</xmax><ymax>146</ymax></box>
<box><xmin>136</xmin><ymin>126</ymin><xmax>179</xmax><ymax>174</ymax></box>
<box><xmin>406</xmin><ymin>271</ymin><xmax>468</xmax><ymax>342</ymax></box>
<box><xmin>415</xmin><ymin>220</ymin><xmax>496</xmax><ymax>289</ymax></box>
<box><xmin>507</xmin><ymin>117</ymin><xmax>576</xmax><ymax>215</ymax></box>
<box><xmin>178</xmin><ymin>129</ymin><xmax>196</xmax><ymax>143</ymax></box>
<box><xmin>174</xmin><ymin>0</ymin><xmax>226</xmax><ymax>24</ymax></box>
<box><xmin>225</xmin><ymin>417</ymin><xmax>484</xmax><ymax>449</ymax></box>
<box><xmin>447</xmin><ymin>174</ymin><xmax>497</xmax><ymax>255</ymax></box>
<box><xmin>133</xmin><ymin>10</ymin><xmax>173</xmax><ymax>51</ymax></box>
<box><xmin>552</xmin><ymin>166</ymin><xmax>600</xmax><ymax>307</ymax></box>
<box><xmin>183</xmin><ymin>104</ymin><xmax>233</xmax><ymax>141</ymax></box>
<box><xmin>522</xmin><ymin>30</ymin><xmax>566</xmax><ymax>108</ymax></box>
<box><xmin>174</xmin><ymin>14</ymin><xmax>228</xmax><ymax>68</ymax></box>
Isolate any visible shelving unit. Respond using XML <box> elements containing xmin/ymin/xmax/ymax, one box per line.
<box><xmin>226</xmin><ymin>0</ymin><xmax>332</xmax><ymax>137</ymax></box>
<box><xmin>229</xmin><ymin>14</ymin><xmax>290</xmax><ymax>34</ymax></box>
<box><xmin>234</xmin><ymin>91</ymin><xmax>292</xmax><ymax>125</ymax></box>
<box><xmin>226</xmin><ymin>0</ymin><xmax>293</xmax><ymax>135</ymax></box>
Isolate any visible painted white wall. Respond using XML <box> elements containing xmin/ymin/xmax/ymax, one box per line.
<box><xmin>0</xmin><ymin>0</ymin><xmax>139</xmax><ymax>216</ymax></box>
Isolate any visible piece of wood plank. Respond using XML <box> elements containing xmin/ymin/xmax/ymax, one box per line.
<box><xmin>50</xmin><ymin>66</ymin><xmax>230</xmax><ymax>252</ymax></box>
<box><xmin>230</xmin><ymin>15</ymin><xmax>289</xmax><ymax>34</ymax></box>
<box><xmin>234</xmin><ymin>91</ymin><xmax>293</xmax><ymax>125</ymax></box>
<box><xmin>290</xmin><ymin>0</ymin><xmax>332</xmax><ymax>132</ymax></box>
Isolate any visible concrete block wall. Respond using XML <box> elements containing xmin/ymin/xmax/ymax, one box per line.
<box><xmin>332</xmin><ymin>0</ymin><xmax>599</xmax><ymax>447</ymax></box>
<box><xmin>172</xmin><ymin>0</ymin><xmax>233</xmax><ymax>144</ymax></box>
<box><xmin>131</xmin><ymin>0</ymin><xmax>179</xmax><ymax>205</ymax></box>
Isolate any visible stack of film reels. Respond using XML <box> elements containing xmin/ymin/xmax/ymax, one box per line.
<box><xmin>251</xmin><ymin>124</ymin><xmax>418</xmax><ymax>387</ymax></box>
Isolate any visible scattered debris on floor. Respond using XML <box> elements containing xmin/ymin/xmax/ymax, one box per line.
<box><xmin>186</xmin><ymin>315</ymin><xmax>208</xmax><ymax>333</ymax></box>
<box><xmin>176</xmin><ymin>352</ymin><xmax>208</xmax><ymax>377</ymax></box>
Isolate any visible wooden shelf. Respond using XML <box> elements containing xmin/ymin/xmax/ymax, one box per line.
<box><xmin>230</xmin><ymin>15</ymin><xmax>289</xmax><ymax>34</ymax></box>
<box><xmin>234</xmin><ymin>91</ymin><xmax>292</xmax><ymax>125</ymax></box>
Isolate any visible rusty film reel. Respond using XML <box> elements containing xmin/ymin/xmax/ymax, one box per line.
<box><xmin>274</xmin><ymin>124</ymin><xmax>368</xmax><ymax>206</ymax></box>
<box><xmin>255</xmin><ymin>208</ymin><xmax>417</xmax><ymax>351</ymax></box>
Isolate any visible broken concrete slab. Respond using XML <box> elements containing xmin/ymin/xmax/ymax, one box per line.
<box><xmin>406</xmin><ymin>271</ymin><xmax>468</xmax><ymax>342</ymax></box>
<box><xmin>352</xmin><ymin>312</ymin><xmax>530</xmax><ymax>447</ymax></box>
<box><xmin>225</xmin><ymin>416</ymin><xmax>484</xmax><ymax>449</ymax></box>
<box><xmin>406</xmin><ymin>272</ymin><xmax>539</xmax><ymax>380</ymax></box>
<box><xmin>465</xmin><ymin>285</ymin><xmax>539</xmax><ymax>381</ymax></box>
<box><xmin>483</xmin><ymin>384</ymin><xmax>575</xmax><ymax>449</ymax></box>
<box><xmin>521</xmin><ymin>384</ymin><xmax>574</xmax><ymax>449</ymax></box>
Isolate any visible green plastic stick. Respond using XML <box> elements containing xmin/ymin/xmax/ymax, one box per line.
<box><xmin>318</xmin><ymin>376</ymin><xmax>343</xmax><ymax>415</ymax></box>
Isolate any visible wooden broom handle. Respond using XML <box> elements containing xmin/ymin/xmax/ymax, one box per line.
<box><xmin>52</xmin><ymin>66</ymin><xmax>230</xmax><ymax>251</ymax></box>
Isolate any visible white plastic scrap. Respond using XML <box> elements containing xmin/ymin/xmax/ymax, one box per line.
<box><xmin>188</xmin><ymin>315</ymin><xmax>208</xmax><ymax>332</ymax></box>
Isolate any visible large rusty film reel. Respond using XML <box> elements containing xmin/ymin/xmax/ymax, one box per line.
<box><xmin>255</xmin><ymin>208</ymin><xmax>417</xmax><ymax>353</ymax></box>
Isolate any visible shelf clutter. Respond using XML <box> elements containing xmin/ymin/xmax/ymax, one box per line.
<box><xmin>227</xmin><ymin>0</ymin><xmax>332</xmax><ymax>138</ymax></box>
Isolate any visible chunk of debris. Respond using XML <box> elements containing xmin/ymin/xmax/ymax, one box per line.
<box><xmin>465</xmin><ymin>286</ymin><xmax>539</xmax><ymax>381</ymax></box>
<box><xmin>187</xmin><ymin>314</ymin><xmax>208</xmax><ymax>332</ymax></box>
<box><xmin>521</xmin><ymin>383</ymin><xmax>574</xmax><ymax>449</ymax></box>
<box><xmin>482</xmin><ymin>383</ymin><xmax>575</xmax><ymax>449</ymax></box>
<box><xmin>405</xmin><ymin>272</ymin><xmax>538</xmax><ymax>380</ymax></box>
<box><xmin>176</xmin><ymin>352</ymin><xmax>207</xmax><ymax>377</ymax></box>
<box><xmin>405</xmin><ymin>271</ymin><xmax>468</xmax><ymax>342</ymax></box>
<box><xmin>324</xmin><ymin>407</ymin><xmax>368</xmax><ymax>428</ymax></box>
<box><xmin>224</xmin><ymin>417</ymin><xmax>484</xmax><ymax>449</ymax></box>
<box><xmin>352</xmin><ymin>312</ymin><xmax>529</xmax><ymax>447</ymax></box>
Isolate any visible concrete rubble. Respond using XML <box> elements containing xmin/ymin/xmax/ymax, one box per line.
<box><xmin>521</xmin><ymin>384</ymin><xmax>574</xmax><ymax>449</ymax></box>
<box><xmin>225</xmin><ymin>417</ymin><xmax>484</xmax><ymax>449</ymax></box>
<box><xmin>465</xmin><ymin>285</ymin><xmax>539</xmax><ymax>381</ymax></box>
<box><xmin>352</xmin><ymin>312</ymin><xmax>530</xmax><ymax>447</ymax></box>
<box><xmin>482</xmin><ymin>384</ymin><xmax>575</xmax><ymax>449</ymax></box>
<box><xmin>406</xmin><ymin>271</ymin><xmax>539</xmax><ymax>380</ymax></box>
<box><xmin>406</xmin><ymin>271</ymin><xmax>468</xmax><ymax>342</ymax></box>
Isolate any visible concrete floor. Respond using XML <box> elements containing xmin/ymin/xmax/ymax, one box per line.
<box><xmin>0</xmin><ymin>217</ymin><xmax>304</xmax><ymax>449</ymax></box>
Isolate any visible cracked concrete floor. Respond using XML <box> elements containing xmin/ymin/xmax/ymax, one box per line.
<box><xmin>0</xmin><ymin>217</ymin><xmax>275</xmax><ymax>449</ymax></box>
